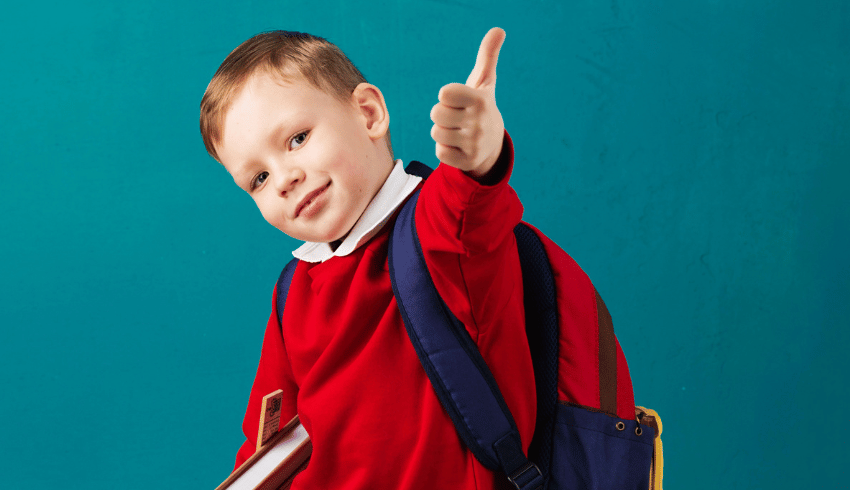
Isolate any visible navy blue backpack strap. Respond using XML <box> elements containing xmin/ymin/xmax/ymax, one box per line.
<box><xmin>404</xmin><ymin>160</ymin><xmax>433</xmax><ymax>180</ymax></box>
<box><xmin>275</xmin><ymin>258</ymin><xmax>299</xmax><ymax>327</ymax></box>
<box><xmin>513</xmin><ymin>224</ymin><xmax>560</xmax><ymax>486</ymax></box>
<box><xmin>388</xmin><ymin>186</ymin><xmax>544</xmax><ymax>490</ymax></box>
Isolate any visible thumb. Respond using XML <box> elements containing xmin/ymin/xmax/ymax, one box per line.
<box><xmin>465</xmin><ymin>27</ymin><xmax>505</xmax><ymax>89</ymax></box>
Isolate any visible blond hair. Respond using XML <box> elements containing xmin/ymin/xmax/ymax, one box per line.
<box><xmin>200</xmin><ymin>31</ymin><xmax>392</xmax><ymax>162</ymax></box>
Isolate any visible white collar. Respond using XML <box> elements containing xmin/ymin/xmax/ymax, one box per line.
<box><xmin>292</xmin><ymin>160</ymin><xmax>422</xmax><ymax>263</ymax></box>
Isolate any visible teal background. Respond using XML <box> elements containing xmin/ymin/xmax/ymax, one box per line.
<box><xmin>1</xmin><ymin>0</ymin><xmax>847</xmax><ymax>488</ymax></box>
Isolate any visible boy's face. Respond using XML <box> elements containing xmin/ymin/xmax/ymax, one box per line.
<box><xmin>217</xmin><ymin>71</ymin><xmax>392</xmax><ymax>243</ymax></box>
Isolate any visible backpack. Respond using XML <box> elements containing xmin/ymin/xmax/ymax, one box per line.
<box><xmin>275</xmin><ymin>161</ymin><xmax>663</xmax><ymax>490</ymax></box>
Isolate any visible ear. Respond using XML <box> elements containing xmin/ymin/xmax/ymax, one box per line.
<box><xmin>351</xmin><ymin>83</ymin><xmax>390</xmax><ymax>141</ymax></box>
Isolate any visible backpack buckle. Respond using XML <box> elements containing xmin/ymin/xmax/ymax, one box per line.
<box><xmin>507</xmin><ymin>462</ymin><xmax>544</xmax><ymax>490</ymax></box>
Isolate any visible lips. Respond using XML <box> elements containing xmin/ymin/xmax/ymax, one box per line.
<box><xmin>294</xmin><ymin>182</ymin><xmax>331</xmax><ymax>219</ymax></box>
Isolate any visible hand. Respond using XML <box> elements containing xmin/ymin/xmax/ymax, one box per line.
<box><xmin>430</xmin><ymin>27</ymin><xmax>506</xmax><ymax>179</ymax></box>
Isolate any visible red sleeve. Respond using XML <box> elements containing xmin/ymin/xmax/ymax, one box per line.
<box><xmin>414</xmin><ymin>131</ymin><xmax>537</xmax><ymax>449</ymax></box>
<box><xmin>414</xmin><ymin>131</ymin><xmax>523</xmax><ymax>340</ymax></box>
<box><xmin>233</xmin><ymin>281</ymin><xmax>300</xmax><ymax>470</ymax></box>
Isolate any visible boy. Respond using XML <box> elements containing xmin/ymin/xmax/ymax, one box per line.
<box><xmin>200</xmin><ymin>28</ymin><xmax>536</xmax><ymax>489</ymax></box>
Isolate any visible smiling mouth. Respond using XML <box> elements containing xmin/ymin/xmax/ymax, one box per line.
<box><xmin>294</xmin><ymin>182</ymin><xmax>331</xmax><ymax>219</ymax></box>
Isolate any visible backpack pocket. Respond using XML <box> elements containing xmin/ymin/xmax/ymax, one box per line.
<box><xmin>549</xmin><ymin>403</ymin><xmax>654</xmax><ymax>490</ymax></box>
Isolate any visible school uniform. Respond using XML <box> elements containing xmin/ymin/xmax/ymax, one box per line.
<box><xmin>235</xmin><ymin>133</ymin><xmax>536</xmax><ymax>489</ymax></box>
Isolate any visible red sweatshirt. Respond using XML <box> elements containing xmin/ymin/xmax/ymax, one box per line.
<box><xmin>234</xmin><ymin>134</ymin><xmax>536</xmax><ymax>489</ymax></box>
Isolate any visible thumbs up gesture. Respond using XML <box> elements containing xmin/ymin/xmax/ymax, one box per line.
<box><xmin>431</xmin><ymin>28</ymin><xmax>506</xmax><ymax>179</ymax></box>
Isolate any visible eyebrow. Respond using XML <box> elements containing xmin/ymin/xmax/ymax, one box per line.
<box><xmin>266</xmin><ymin>121</ymin><xmax>290</xmax><ymax>146</ymax></box>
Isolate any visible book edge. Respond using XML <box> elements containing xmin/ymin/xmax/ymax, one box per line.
<box><xmin>215</xmin><ymin>414</ymin><xmax>305</xmax><ymax>490</ymax></box>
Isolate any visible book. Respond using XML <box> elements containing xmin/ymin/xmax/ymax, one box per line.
<box><xmin>216</xmin><ymin>391</ymin><xmax>311</xmax><ymax>490</ymax></box>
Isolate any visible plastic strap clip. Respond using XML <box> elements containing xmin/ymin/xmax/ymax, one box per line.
<box><xmin>508</xmin><ymin>462</ymin><xmax>544</xmax><ymax>490</ymax></box>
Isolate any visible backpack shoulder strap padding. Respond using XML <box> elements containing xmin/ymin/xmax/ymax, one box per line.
<box><xmin>388</xmin><ymin>188</ymin><xmax>543</xmax><ymax>490</ymax></box>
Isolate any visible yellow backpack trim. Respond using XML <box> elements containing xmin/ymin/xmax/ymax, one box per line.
<box><xmin>636</xmin><ymin>406</ymin><xmax>664</xmax><ymax>490</ymax></box>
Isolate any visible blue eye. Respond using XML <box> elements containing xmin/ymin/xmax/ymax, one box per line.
<box><xmin>290</xmin><ymin>130</ymin><xmax>309</xmax><ymax>149</ymax></box>
<box><xmin>250</xmin><ymin>171</ymin><xmax>269</xmax><ymax>190</ymax></box>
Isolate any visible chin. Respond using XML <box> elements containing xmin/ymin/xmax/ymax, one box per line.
<box><xmin>296</xmin><ymin>227</ymin><xmax>351</xmax><ymax>245</ymax></box>
<box><xmin>281</xmin><ymin>214</ymin><xmax>357</xmax><ymax>244</ymax></box>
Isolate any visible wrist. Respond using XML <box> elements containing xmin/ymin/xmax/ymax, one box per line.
<box><xmin>465</xmin><ymin>131</ymin><xmax>510</xmax><ymax>185</ymax></box>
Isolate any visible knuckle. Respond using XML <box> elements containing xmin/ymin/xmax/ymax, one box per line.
<box><xmin>465</xmin><ymin>144</ymin><xmax>476</xmax><ymax>158</ymax></box>
<box><xmin>438</xmin><ymin>84</ymin><xmax>455</xmax><ymax>101</ymax></box>
<box><xmin>469</xmin><ymin>125</ymin><xmax>482</xmax><ymax>144</ymax></box>
<box><xmin>435</xmin><ymin>144</ymin><xmax>450</xmax><ymax>163</ymax></box>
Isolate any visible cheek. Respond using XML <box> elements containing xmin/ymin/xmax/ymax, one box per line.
<box><xmin>328</xmin><ymin>147</ymin><xmax>357</xmax><ymax>176</ymax></box>
<box><xmin>255</xmin><ymin>196</ymin><xmax>282</xmax><ymax>227</ymax></box>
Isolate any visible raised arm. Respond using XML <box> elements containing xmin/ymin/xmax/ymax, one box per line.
<box><xmin>430</xmin><ymin>27</ymin><xmax>507</xmax><ymax>183</ymax></box>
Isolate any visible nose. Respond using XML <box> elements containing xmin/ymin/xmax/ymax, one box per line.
<box><xmin>272</xmin><ymin>165</ymin><xmax>306</xmax><ymax>197</ymax></box>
